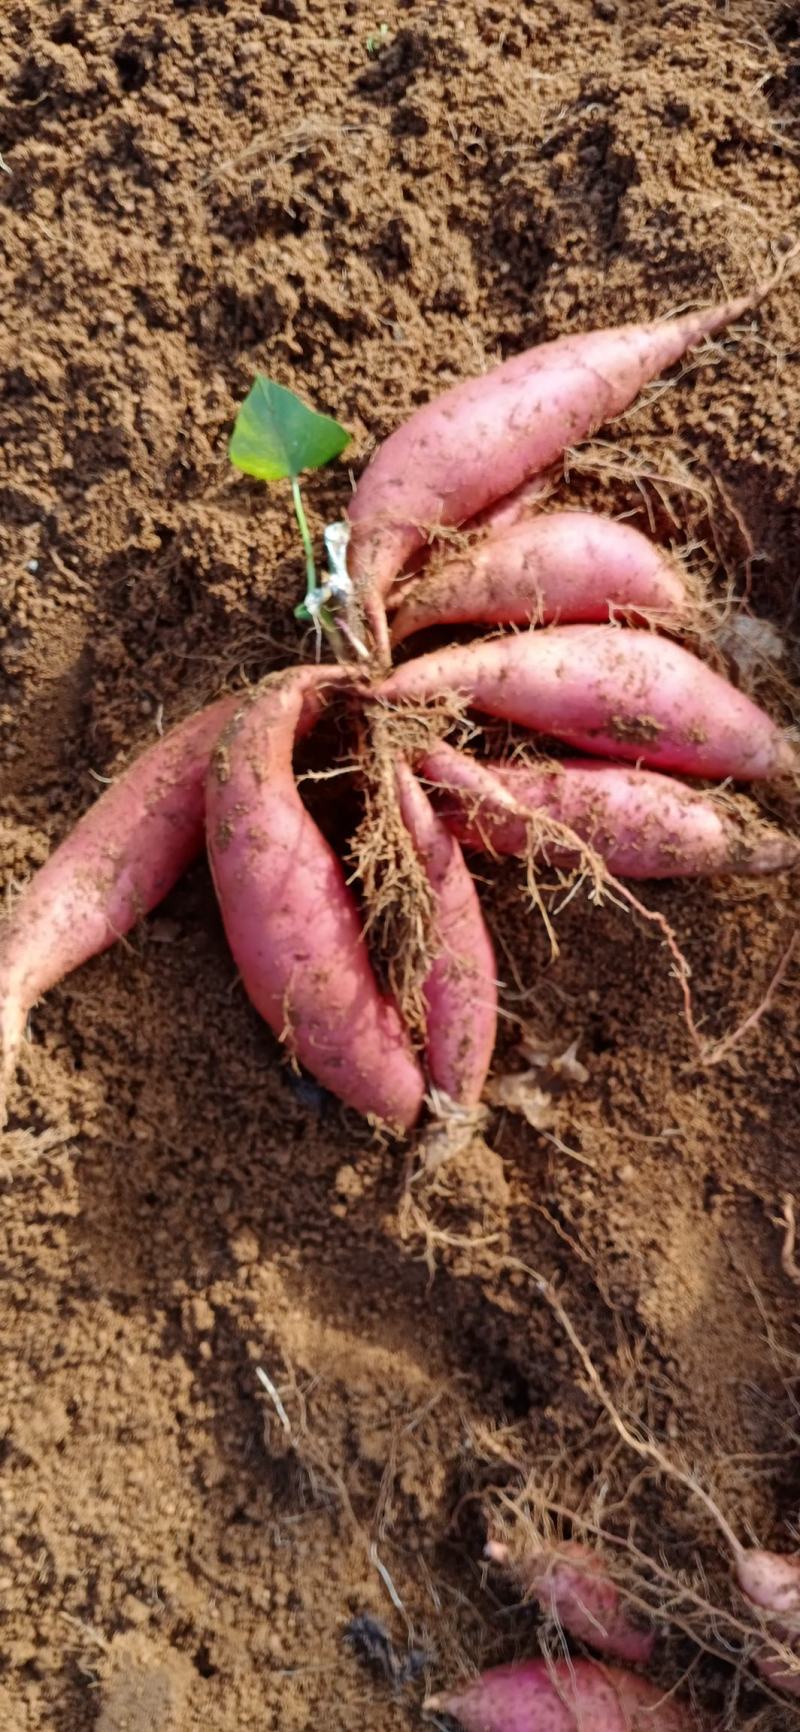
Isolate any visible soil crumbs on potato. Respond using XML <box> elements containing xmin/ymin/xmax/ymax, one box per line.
<box><xmin>2</xmin><ymin>1</ymin><xmax>800</xmax><ymax>1728</ymax></box>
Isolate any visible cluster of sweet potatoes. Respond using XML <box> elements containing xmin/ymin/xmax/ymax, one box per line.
<box><xmin>420</xmin><ymin>1528</ymin><xmax>800</xmax><ymax>1727</ymax></box>
<box><xmin>1</xmin><ymin>286</ymin><xmax>797</xmax><ymax>1136</ymax></box>
<box><xmin>3</xmin><ymin>290</ymin><xmax>800</xmax><ymax>1724</ymax></box>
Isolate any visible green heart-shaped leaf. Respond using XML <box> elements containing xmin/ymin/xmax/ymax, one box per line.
<box><xmin>229</xmin><ymin>376</ymin><xmax>350</xmax><ymax>482</ymax></box>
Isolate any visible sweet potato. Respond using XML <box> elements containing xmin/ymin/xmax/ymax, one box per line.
<box><xmin>379</xmin><ymin>627</ymin><xmax>796</xmax><ymax>780</ymax></box>
<box><xmin>421</xmin><ymin>742</ymin><xmax>800</xmax><ymax>879</ymax></box>
<box><xmin>395</xmin><ymin>759</ymin><xmax>496</xmax><ymax>1105</ymax></box>
<box><xmin>206</xmin><ymin>667</ymin><xmax>424</xmax><ymax>1131</ymax></box>
<box><xmin>348</xmin><ymin>289</ymin><xmax>764</xmax><ymax>657</ymax></box>
<box><xmin>736</xmin><ymin>1547</ymin><xmax>800</xmax><ymax>1696</ymax></box>
<box><xmin>470</xmin><ymin>473</ymin><xmax>553</xmax><ymax>538</ymax></box>
<box><xmin>391</xmin><ymin>513</ymin><xmax>688</xmax><ymax>644</ymax></box>
<box><xmin>424</xmin><ymin>1657</ymin><xmax>698</xmax><ymax>1732</ymax></box>
<box><xmin>485</xmin><ymin>1538</ymin><xmax>655</xmax><ymax>1666</ymax></box>
<box><xmin>384</xmin><ymin>476</ymin><xmax>555</xmax><ymax>615</ymax></box>
<box><xmin>0</xmin><ymin>694</ymin><xmax>238</xmax><ymax>1096</ymax></box>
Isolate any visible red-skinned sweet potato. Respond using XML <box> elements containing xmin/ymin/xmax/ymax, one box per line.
<box><xmin>485</xmin><ymin>1537</ymin><xmax>655</xmax><ymax>1666</ymax></box>
<box><xmin>425</xmin><ymin>1657</ymin><xmax>700</xmax><ymax>1732</ymax></box>
<box><xmin>380</xmin><ymin>627</ymin><xmax>795</xmax><ymax>781</ymax></box>
<box><xmin>349</xmin><ymin>290</ymin><xmax>765</xmax><ymax>658</ymax></box>
<box><xmin>1</xmin><ymin>695</ymin><xmax>237</xmax><ymax>1097</ymax></box>
<box><xmin>391</xmin><ymin>513</ymin><xmax>688</xmax><ymax>644</ymax></box>
<box><xmin>395</xmin><ymin>758</ymin><xmax>496</xmax><ymax>1105</ymax></box>
<box><xmin>420</xmin><ymin>742</ymin><xmax>799</xmax><ymax>879</ymax></box>
<box><xmin>206</xmin><ymin>667</ymin><xmax>424</xmax><ymax>1130</ymax></box>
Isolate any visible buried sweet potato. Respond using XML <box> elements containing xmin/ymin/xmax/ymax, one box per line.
<box><xmin>485</xmin><ymin>1537</ymin><xmax>655</xmax><ymax>1667</ymax></box>
<box><xmin>425</xmin><ymin>1657</ymin><xmax>699</xmax><ymax>1732</ymax></box>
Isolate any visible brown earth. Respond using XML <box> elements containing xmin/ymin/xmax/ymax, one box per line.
<box><xmin>2</xmin><ymin>0</ymin><xmax>800</xmax><ymax>1727</ymax></box>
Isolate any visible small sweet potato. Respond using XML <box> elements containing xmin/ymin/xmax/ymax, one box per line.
<box><xmin>485</xmin><ymin>1537</ymin><xmax>655</xmax><ymax>1666</ymax></box>
<box><xmin>736</xmin><ymin>1547</ymin><xmax>800</xmax><ymax>1697</ymax></box>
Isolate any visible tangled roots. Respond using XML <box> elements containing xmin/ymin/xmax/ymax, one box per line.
<box><xmin>349</xmin><ymin>697</ymin><xmax>469</xmax><ymax>1036</ymax></box>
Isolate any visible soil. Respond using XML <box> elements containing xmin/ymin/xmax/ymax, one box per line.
<box><xmin>2</xmin><ymin>0</ymin><xmax>800</xmax><ymax>1728</ymax></box>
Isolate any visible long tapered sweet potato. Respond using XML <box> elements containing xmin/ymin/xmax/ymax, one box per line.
<box><xmin>421</xmin><ymin>742</ymin><xmax>800</xmax><ymax>879</ymax></box>
<box><xmin>391</xmin><ymin>513</ymin><xmax>688</xmax><ymax>644</ymax></box>
<box><xmin>348</xmin><ymin>289</ymin><xmax>765</xmax><ymax>657</ymax></box>
<box><xmin>206</xmin><ymin>667</ymin><xmax>424</xmax><ymax>1130</ymax></box>
<box><xmin>395</xmin><ymin>759</ymin><xmax>496</xmax><ymax>1105</ymax></box>
<box><xmin>380</xmin><ymin>627</ymin><xmax>796</xmax><ymax>781</ymax></box>
<box><xmin>0</xmin><ymin>694</ymin><xmax>238</xmax><ymax>1095</ymax></box>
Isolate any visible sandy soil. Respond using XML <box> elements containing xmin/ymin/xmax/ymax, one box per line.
<box><xmin>2</xmin><ymin>1</ymin><xmax>800</xmax><ymax>1727</ymax></box>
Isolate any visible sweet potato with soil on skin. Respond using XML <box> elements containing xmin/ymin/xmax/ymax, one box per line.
<box><xmin>379</xmin><ymin>626</ymin><xmax>796</xmax><ymax>781</ymax></box>
<box><xmin>424</xmin><ymin>1657</ymin><xmax>700</xmax><ymax>1732</ymax></box>
<box><xmin>206</xmin><ymin>666</ymin><xmax>424</xmax><ymax>1132</ymax></box>
<box><xmin>0</xmin><ymin>693</ymin><xmax>238</xmax><ymax>1097</ymax></box>
<box><xmin>485</xmin><ymin>1538</ymin><xmax>655</xmax><ymax>1666</ymax></box>
<box><xmin>420</xmin><ymin>742</ymin><xmax>800</xmax><ymax>880</ymax></box>
<box><xmin>347</xmin><ymin>289</ymin><xmax>766</xmax><ymax>658</ymax></box>
<box><xmin>390</xmin><ymin>513</ymin><xmax>689</xmax><ymax>645</ymax></box>
<box><xmin>394</xmin><ymin>759</ymin><xmax>497</xmax><ymax>1106</ymax></box>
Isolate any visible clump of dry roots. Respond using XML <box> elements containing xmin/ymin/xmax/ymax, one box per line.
<box><xmin>349</xmin><ymin>696</ymin><xmax>469</xmax><ymax>1039</ymax></box>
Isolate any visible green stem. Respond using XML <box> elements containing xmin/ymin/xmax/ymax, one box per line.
<box><xmin>291</xmin><ymin>476</ymin><xmax>317</xmax><ymax>600</ymax></box>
